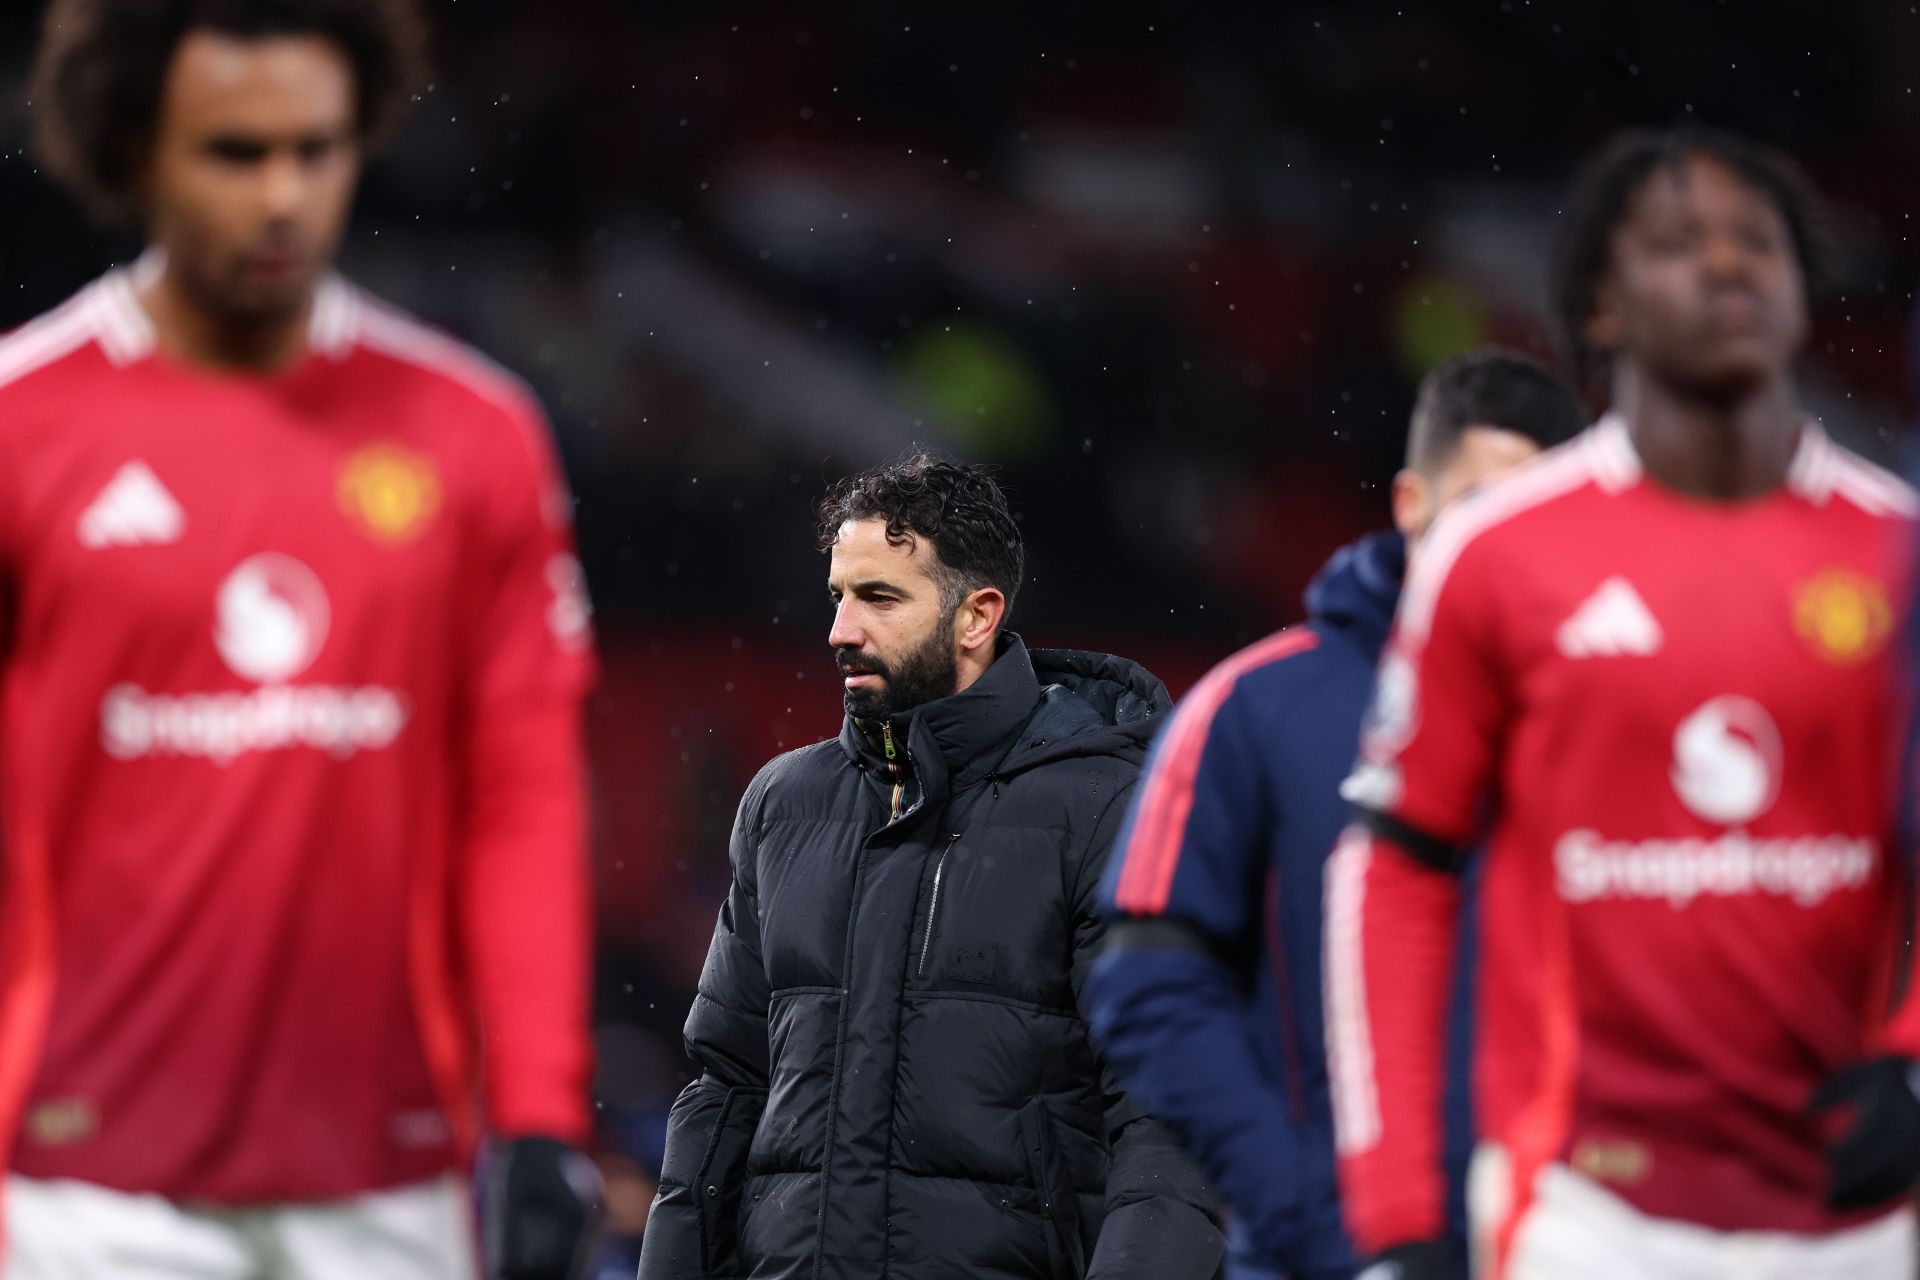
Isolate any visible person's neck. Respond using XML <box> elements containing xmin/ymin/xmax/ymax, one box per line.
<box><xmin>1614</xmin><ymin>368</ymin><xmax>1802</xmax><ymax>501</ymax></box>
<box><xmin>139</xmin><ymin>262</ymin><xmax>312</xmax><ymax>374</ymax></box>
<box><xmin>951</xmin><ymin>639</ymin><xmax>999</xmax><ymax>698</ymax></box>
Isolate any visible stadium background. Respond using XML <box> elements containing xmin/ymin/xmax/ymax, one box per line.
<box><xmin>2</xmin><ymin>0</ymin><xmax>1918</xmax><ymax>1267</ymax></box>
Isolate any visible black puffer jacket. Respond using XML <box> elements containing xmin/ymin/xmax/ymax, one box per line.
<box><xmin>638</xmin><ymin>635</ymin><xmax>1224</xmax><ymax>1280</ymax></box>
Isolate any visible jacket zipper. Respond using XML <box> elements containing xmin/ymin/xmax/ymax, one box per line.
<box><xmin>918</xmin><ymin>834</ymin><xmax>961</xmax><ymax>977</ymax></box>
<box><xmin>883</xmin><ymin>721</ymin><xmax>905</xmax><ymax>822</ymax></box>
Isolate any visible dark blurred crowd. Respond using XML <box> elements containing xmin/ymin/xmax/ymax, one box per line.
<box><xmin>4</xmin><ymin>0</ymin><xmax>1920</xmax><ymax>1263</ymax></box>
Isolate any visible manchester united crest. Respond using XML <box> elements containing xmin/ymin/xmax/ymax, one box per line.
<box><xmin>1793</xmin><ymin>569</ymin><xmax>1892</xmax><ymax>666</ymax></box>
<box><xmin>338</xmin><ymin>443</ymin><xmax>443</xmax><ymax>544</ymax></box>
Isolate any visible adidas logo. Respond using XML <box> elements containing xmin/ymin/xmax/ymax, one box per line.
<box><xmin>77</xmin><ymin>462</ymin><xmax>185</xmax><ymax>549</ymax></box>
<box><xmin>1557</xmin><ymin>576</ymin><xmax>1662</xmax><ymax>658</ymax></box>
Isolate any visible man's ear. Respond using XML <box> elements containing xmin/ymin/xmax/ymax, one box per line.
<box><xmin>1391</xmin><ymin>468</ymin><xmax>1431</xmax><ymax>541</ymax></box>
<box><xmin>955</xmin><ymin>587</ymin><xmax>1006</xmax><ymax>655</ymax></box>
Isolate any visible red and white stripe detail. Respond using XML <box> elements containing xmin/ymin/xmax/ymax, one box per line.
<box><xmin>355</xmin><ymin>302</ymin><xmax>575</xmax><ymax>530</ymax></box>
<box><xmin>306</xmin><ymin>276</ymin><xmax>364</xmax><ymax>358</ymax></box>
<box><xmin>356</xmin><ymin>300</ymin><xmax>534</xmax><ymax>423</ymax></box>
<box><xmin>83</xmin><ymin>271</ymin><xmax>154</xmax><ymax>366</ymax></box>
<box><xmin>1324</xmin><ymin>830</ymin><xmax>1381</xmax><ymax>1153</ymax></box>
<box><xmin>1399</xmin><ymin>429</ymin><xmax>1607</xmax><ymax>645</ymax></box>
<box><xmin>1581</xmin><ymin>415</ymin><xmax>1643</xmax><ymax>493</ymax></box>
<box><xmin>1786</xmin><ymin>425</ymin><xmax>1836</xmax><ymax>502</ymax></box>
<box><xmin>1109</xmin><ymin>627</ymin><xmax>1320</xmax><ymax>915</ymax></box>
<box><xmin>1604</xmin><ymin>411</ymin><xmax>1914</xmax><ymax>517</ymax></box>
<box><xmin>1825</xmin><ymin>444</ymin><xmax>1919</xmax><ymax>518</ymax></box>
<box><xmin>0</xmin><ymin>292</ymin><xmax>108</xmax><ymax>389</ymax></box>
<box><xmin>3</xmin><ymin>257</ymin><xmax>369</xmax><ymax>372</ymax></box>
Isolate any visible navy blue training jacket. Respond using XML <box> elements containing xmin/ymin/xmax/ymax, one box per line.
<box><xmin>1087</xmin><ymin>531</ymin><xmax>1473</xmax><ymax>1279</ymax></box>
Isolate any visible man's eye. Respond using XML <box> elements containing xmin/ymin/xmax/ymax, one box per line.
<box><xmin>207</xmin><ymin>140</ymin><xmax>268</xmax><ymax>164</ymax></box>
<box><xmin>1650</xmin><ymin>228</ymin><xmax>1698</xmax><ymax>255</ymax></box>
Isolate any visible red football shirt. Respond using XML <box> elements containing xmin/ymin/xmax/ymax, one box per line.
<box><xmin>0</xmin><ymin>265</ymin><xmax>595</xmax><ymax>1202</ymax></box>
<box><xmin>1326</xmin><ymin>417</ymin><xmax>1919</xmax><ymax>1250</ymax></box>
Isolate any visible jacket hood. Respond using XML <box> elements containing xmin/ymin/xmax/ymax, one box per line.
<box><xmin>1004</xmin><ymin>643</ymin><xmax>1169</xmax><ymax>774</ymax></box>
<box><xmin>838</xmin><ymin>633</ymin><xmax>1169</xmax><ymax>788</ymax></box>
<box><xmin>1303</xmin><ymin>529</ymin><xmax>1404</xmax><ymax>660</ymax></box>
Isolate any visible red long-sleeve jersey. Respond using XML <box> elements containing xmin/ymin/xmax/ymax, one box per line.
<box><xmin>0</xmin><ymin>265</ymin><xmax>595</xmax><ymax>1203</ymax></box>
<box><xmin>1326</xmin><ymin>417</ymin><xmax>1920</xmax><ymax>1254</ymax></box>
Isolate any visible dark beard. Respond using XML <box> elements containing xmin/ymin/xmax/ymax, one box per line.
<box><xmin>837</xmin><ymin>615</ymin><xmax>960</xmax><ymax>721</ymax></box>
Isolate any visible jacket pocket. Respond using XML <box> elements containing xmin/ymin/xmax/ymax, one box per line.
<box><xmin>1019</xmin><ymin>1099</ymin><xmax>1086</xmax><ymax>1279</ymax></box>
<box><xmin>698</xmin><ymin>1085</ymin><xmax>768</xmax><ymax>1278</ymax></box>
<box><xmin>916</xmin><ymin>833</ymin><xmax>962</xmax><ymax>979</ymax></box>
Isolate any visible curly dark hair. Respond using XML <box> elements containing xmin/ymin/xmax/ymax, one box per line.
<box><xmin>1550</xmin><ymin>126</ymin><xmax>1828</xmax><ymax>395</ymax></box>
<box><xmin>817</xmin><ymin>451</ymin><xmax>1026</xmax><ymax>620</ymax></box>
<box><xmin>32</xmin><ymin>0</ymin><xmax>428</xmax><ymax>226</ymax></box>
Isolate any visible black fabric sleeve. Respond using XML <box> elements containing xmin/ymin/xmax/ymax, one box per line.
<box><xmin>1070</xmin><ymin>786</ymin><xmax>1226</xmax><ymax>1280</ymax></box>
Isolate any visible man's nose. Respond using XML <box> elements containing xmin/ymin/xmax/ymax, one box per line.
<box><xmin>258</xmin><ymin>152</ymin><xmax>306</xmax><ymax>222</ymax></box>
<box><xmin>1700</xmin><ymin>228</ymin><xmax>1761</xmax><ymax>288</ymax></box>
<box><xmin>828</xmin><ymin>602</ymin><xmax>862</xmax><ymax>651</ymax></box>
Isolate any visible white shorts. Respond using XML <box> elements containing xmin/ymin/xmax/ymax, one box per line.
<box><xmin>2</xmin><ymin>1174</ymin><xmax>479</xmax><ymax>1280</ymax></box>
<box><xmin>1468</xmin><ymin>1146</ymin><xmax>1916</xmax><ymax>1280</ymax></box>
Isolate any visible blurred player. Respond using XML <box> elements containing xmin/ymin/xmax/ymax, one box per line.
<box><xmin>1088</xmin><ymin>350</ymin><xmax>1586</xmax><ymax>1280</ymax></box>
<box><xmin>0</xmin><ymin>2</ymin><xmax>600</xmax><ymax>1276</ymax></box>
<box><xmin>1327</xmin><ymin>128</ymin><xmax>1920</xmax><ymax>1280</ymax></box>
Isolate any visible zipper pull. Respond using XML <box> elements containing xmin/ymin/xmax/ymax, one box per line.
<box><xmin>883</xmin><ymin>721</ymin><xmax>896</xmax><ymax>761</ymax></box>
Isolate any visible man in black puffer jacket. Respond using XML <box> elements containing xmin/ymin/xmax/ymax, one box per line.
<box><xmin>638</xmin><ymin>453</ymin><xmax>1224</xmax><ymax>1280</ymax></box>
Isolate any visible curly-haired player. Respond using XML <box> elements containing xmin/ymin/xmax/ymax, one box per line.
<box><xmin>1328</xmin><ymin>127</ymin><xmax>1920</xmax><ymax>1280</ymax></box>
<box><xmin>0</xmin><ymin>3</ymin><xmax>599</xmax><ymax>1276</ymax></box>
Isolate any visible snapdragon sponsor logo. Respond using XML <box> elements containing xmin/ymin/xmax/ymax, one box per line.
<box><xmin>1551</xmin><ymin>696</ymin><xmax>1876</xmax><ymax>910</ymax></box>
<box><xmin>214</xmin><ymin>553</ymin><xmax>329</xmax><ymax>683</ymax></box>
<box><xmin>1554</xmin><ymin>828</ymin><xmax>1877</xmax><ymax>910</ymax></box>
<box><xmin>1670</xmin><ymin>696</ymin><xmax>1781</xmax><ymax>826</ymax></box>
<box><xmin>99</xmin><ymin>553</ymin><xmax>408</xmax><ymax>764</ymax></box>
<box><xmin>101</xmin><ymin>682</ymin><xmax>407</xmax><ymax>766</ymax></box>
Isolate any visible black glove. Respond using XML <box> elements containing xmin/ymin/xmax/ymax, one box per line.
<box><xmin>1355</xmin><ymin>1239</ymin><xmax>1467</xmax><ymax>1280</ymax></box>
<box><xmin>1811</xmin><ymin>1055</ymin><xmax>1920</xmax><ymax>1210</ymax></box>
<box><xmin>483</xmin><ymin>1135</ymin><xmax>604</xmax><ymax>1280</ymax></box>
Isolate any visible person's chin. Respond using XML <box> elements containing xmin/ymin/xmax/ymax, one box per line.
<box><xmin>221</xmin><ymin>272</ymin><xmax>317</xmax><ymax>324</ymax></box>
<box><xmin>1693</xmin><ymin>323</ymin><xmax>1792</xmax><ymax>381</ymax></box>
<box><xmin>1674</xmin><ymin>346</ymin><xmax>1777</xmax><ymax>403</ymax></box>
<box><xmin>844</xmin><ymin>690</ymin><xmax>886</xmax><ymax>719</ymax></box>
